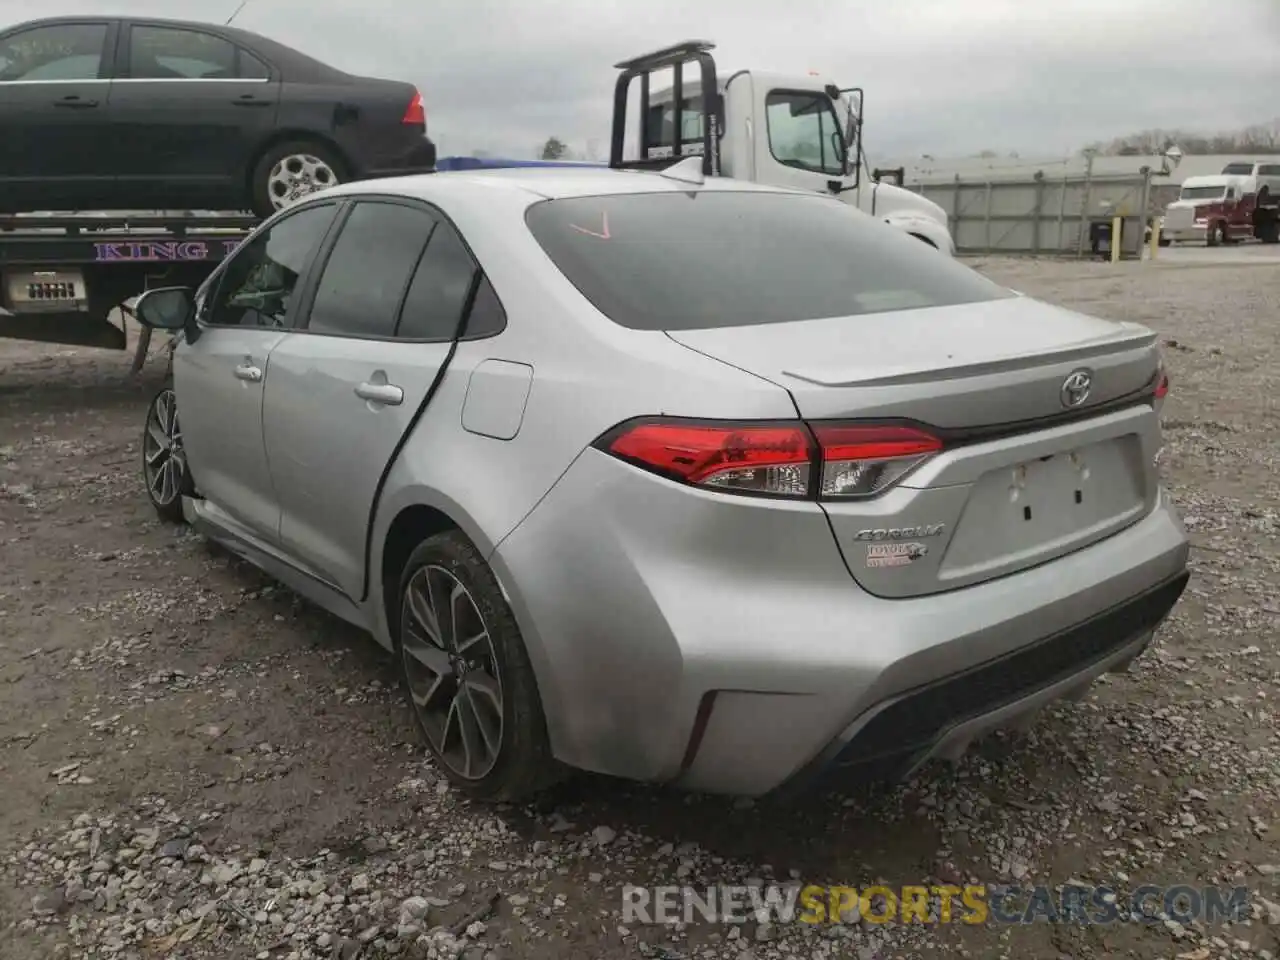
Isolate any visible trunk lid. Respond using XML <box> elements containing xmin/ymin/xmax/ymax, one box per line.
<box><xmin>667</xmin><ymin>296</ymin><xmax>1164</xmax><ymax>598</ymax></box>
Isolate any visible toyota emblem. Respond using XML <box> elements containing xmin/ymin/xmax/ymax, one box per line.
<box><xmin>1060</xmin><ymin>369</ymin><xmax>1093</xmax><ymax>408</ymax></box>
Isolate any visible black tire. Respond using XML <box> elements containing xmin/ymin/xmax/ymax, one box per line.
<box><xmin>395</xmin><ymin>530</ymin><xmax>563</xmax><ymax>801</ymax></box>
<box><xmin>1207</xmin><ymin>222</ymin><xmax>1226</xmax><ymax>247</ymax></box>
<box><xmin>249</xmin><ymin>139</ymin><xmax>347</xmax><ymax>218</ymax></box>
<box><xmin>141</xmin><ymin>385</ymin><xmax>193</xmax><ymax>524</ymax></box>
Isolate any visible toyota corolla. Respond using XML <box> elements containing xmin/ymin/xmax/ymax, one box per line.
<box><xmin>133</xmin><ymin>165</ymin><xmax>1189</xmax><ymax>800</ymax></box>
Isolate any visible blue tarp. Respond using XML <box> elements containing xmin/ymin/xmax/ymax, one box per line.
<box><xmin>435</xmin><ymin>156</ymin><xmax>606</xmax><ymax>171</ymax></box>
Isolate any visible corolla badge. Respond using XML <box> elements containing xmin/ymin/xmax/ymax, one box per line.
<box><xmin>854</xmin><ymin>524</ymin><xmax>946</xmax><ymax>541</ymax></box>
<box><xmin>1060</xmin><ymin>369</ymin><xmax>1093</xmax><ymax>408</ymax></box>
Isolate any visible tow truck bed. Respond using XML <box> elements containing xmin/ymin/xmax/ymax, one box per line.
<box><xmin>0</xmin><ymin>212</ymin><xmax>257</xmax><ymax>350</ymax></box>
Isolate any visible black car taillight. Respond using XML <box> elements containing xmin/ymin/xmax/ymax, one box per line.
<box><xmin>402</xmin><ymin>90</ymin><xmax>426</xmax><ymax>126</ymax></box>
<box><xmin>595</xmin><ymin>418</ymin><xmax>943</xmax><ymax>500</ymax></box>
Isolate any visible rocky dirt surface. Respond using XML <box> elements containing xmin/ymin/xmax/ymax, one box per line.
<box><xmin>1</xmin><ymin>256</ymin><xmax>1278</xmax><ymax>960</ymax></box>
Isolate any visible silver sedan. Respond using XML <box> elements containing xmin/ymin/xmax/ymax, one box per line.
<box><xmin>134</xmin><ymin>165</ymin><xmax>1190</xmax><ymax>800</ymax></box>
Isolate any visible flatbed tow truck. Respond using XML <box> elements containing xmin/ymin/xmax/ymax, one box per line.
<box><xmin>0</xmin><ymin>39</ymin><xmax>953</xmax><ymax>366</ymax></box>
<box><xmin>0</xmin><ymin>211</ymin><xmax>256</xmax><ymax>369</ymax></box>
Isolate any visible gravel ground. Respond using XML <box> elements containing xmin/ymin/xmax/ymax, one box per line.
<box><xmin>1</xmin><ymin>256</ymin><xmax>1278</xmax><ymax>960</ymax></box>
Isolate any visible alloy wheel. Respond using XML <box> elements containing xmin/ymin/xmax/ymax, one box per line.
<box><xmin>267</xmin><ymin>153</ymin><xmax>338</xmax><ymax>210</ymax></box>
<box><xmin>400</xmin><ymin>564</ymin><xmax>504</xmax><ymax>780</ymax></box>
<box><xmin>143</xmin><ymin>389</ymin><xmax>186</xmax><ymax>508</ymax></box>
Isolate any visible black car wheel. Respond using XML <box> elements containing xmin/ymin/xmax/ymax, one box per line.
<box><xmin>142</xmin><ymin>386</ymin><xmax>193</xmax><ymax>524</ymax></box>
<box><xmin>395</xmin><ymin>530</ymin><xmax>563</xmax><ymax>801</ymax></box>
<box><xmin>250</xmin><ymin>140</ymin><xmax>347</xmax><ymax>217</ymax></box>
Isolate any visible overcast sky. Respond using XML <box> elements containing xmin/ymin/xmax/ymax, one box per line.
<box><xmin>3</xmin><ymin>0</ymin><xmax>1278</xmax><ymax>161</ymax></box>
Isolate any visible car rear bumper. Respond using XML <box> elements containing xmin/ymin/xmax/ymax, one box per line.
<box><xmin>777</xmin><ymin>569</ymin><xmax>1186</xmax><ymax>796</ymax></box>
<box><xmin>362</xmin><ymin>136</ymin><xmax>437</xmax><ymax>178</ymax></box>
<box><xmin>491</xmin><ymin>450</ymin><xmax>1190</xmax><ymax>796</ymax></box>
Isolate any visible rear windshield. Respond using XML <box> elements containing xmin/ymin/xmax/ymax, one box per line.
<box><xmin>523</xmin><ymin>191</ymin><xmax>1011</xmax><ymax>331</ymax></box>
<box><xmin>1221</xmin><ymin>163</ymin><xmax>1253</xmax><ymax>175</ymax></box>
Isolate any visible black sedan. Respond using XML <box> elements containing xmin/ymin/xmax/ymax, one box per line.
<box><xmin>0</xmin><ymin>15</ymin><xmax>437</xmax><ymax>216</ymax></box>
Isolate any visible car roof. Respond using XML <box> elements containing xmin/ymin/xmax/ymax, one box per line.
<box><xmin>323</xmin><ymin>166</ymin><xmax>813</xmax><ymax>204</ymax></box>
<box><xmin>16</xmin><ymin>14</ymin><xmax>257</xmax><ymax>36</ymax></box>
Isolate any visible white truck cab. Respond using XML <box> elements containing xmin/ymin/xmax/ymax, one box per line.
<box><xmin>1161</xmin><ymin>174</ymin><xmax>1252</xmax><ymax>245</ymax></box>
<box><xmin>609</xmin><ymin>41</ymin><xmax>955</xmax><ymax>254</ymax></box>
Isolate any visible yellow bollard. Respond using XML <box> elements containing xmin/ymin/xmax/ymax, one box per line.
<box><xmin>1149</xmin><ymin>219</ymin><xmax>1161</xmax><ymax>260</ymax></box>
<box><xmin>1110</xmin><ymin>216</ymin><xmax>1122</xmax><ymax>264</ymax></box>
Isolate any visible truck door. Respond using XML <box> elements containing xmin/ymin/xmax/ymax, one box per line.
<box><xmin>0</xmin><ymin>20</ymin><xmax>117</xmax><ymax>212</ymax></box>
<box><xmin>107</xmin><ymin>21</ymin><xmax>280</xmax><ymax>208</ymax></box>
<box><xmin>752</xmin><ymin>85</ymin><xmax>848</xmax><ymax>197</ymax></box>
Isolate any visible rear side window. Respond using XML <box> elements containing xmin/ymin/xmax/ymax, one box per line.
<box><xmin>129</xmin><ymin>26</ymin><xmax>239</xmax><ymax>79</ymax></box>
<box><xmin>396</xmin><ymin>221</ymin><xmax>507</xmax><ymax>341</ymax></box>
<box><xmin>306</xmin><ymin>201</ymin><xmax>436</xmax><ymax>338</ymax></box>
<box><xmin>238</xmin><ymin>49</ymin><xmax>270</xmax><ymax>80</ymax></box>
<box><xmin>524</xmin><ymin>191</ymin><xmax>1010</xmax><ymax>331</ymax></box>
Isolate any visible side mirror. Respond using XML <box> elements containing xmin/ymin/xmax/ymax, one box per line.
<box><xmin>134</xmin><ymin>286</ymin><xmax>194</xmax><ymax>331</ymax></box>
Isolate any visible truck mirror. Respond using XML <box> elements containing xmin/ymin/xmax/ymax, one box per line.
<box><xmin>135</xmin><ymin>286</ymin><xmax>194</xmax><ymax>331</ymax></box>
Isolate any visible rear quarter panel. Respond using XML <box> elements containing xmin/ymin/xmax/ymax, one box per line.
<box><xmin>272</xmin><ymin>84</ymin><xmax>364</xmax><ymax>163</ymax></box>
<box><xmin>272</xmin><ymin>79</ymin><xmax>419</xmax><ymax>177</ymax></box>
<box><xmin>365</xmin><ymin>178</ymin><xmax>798</xmax><ymax>637</ymax></box>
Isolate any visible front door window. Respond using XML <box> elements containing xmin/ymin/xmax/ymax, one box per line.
<box><xmin>765</xmin><ymin>91</ymin><xmax>846</xmax><ymax>177</ymax></box>
<box><xmin>204</xmin><ymin>202</ymin><xmax>338</xmax><ymax>328</ymax></box>
<box><xmin>0</xmin><ymin>23</ymin><xmax>108</xmax><ymax>81</ymax></box>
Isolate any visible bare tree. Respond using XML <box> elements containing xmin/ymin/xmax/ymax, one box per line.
<box><xmin>1082</xmin><ymin>120</ymin><xmax>1280</xmax><ymax>156</ymax></box>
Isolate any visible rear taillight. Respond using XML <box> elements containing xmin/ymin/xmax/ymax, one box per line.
<box><xmin>1154</xmin><ymin>366</ymin><xmax>1169</xmax><ymax>399</ymax></box>
<box><xmin>605</xmin><ymin>421</ymin><xmax>812</xmax><ymax>497</ymax></box>
<box><xmin>402</xmin><ymin>91</ymin><xmax>426</xmax><ymax>126</ymax></box>
<box><xmin>812</xmin><ymin>423</ymin><xmax>943</xmax><ymax>498</ymax></box>
<box><xmin>596</xmin><ymin>418</ymin><xmax>943</xmax><ymax>500</ymax></box>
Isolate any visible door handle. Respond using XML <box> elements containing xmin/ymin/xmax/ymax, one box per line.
<box><xmin>54</xmin><ymin>97</ymin><xmax>98</xmax><ymax>109</ymax></box>
<box><xmin>231</xmin><ymin>98</ymin><xmax>272</xmax><ymax>108</ymax></box>
<box><xmin>234</xmin><ymin>363</ymin><xmax>263</xmax><ymax>382</ymax></box>
<box><xmin>355</xmin><ymin>382</ymin><xmax>403</xmax><ymax>406</ymax></box>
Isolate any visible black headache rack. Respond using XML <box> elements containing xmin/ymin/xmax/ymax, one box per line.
<box><xmin>0</xmin><ymin>212</ymin><xmax>257</xmax><ymax>353</ymax></box>
<box><xmin>610</xmin><ymin>40</ymin><xmax>724</xmax><ymax>177</ymax></box>
<box><xmin>610</xmin><ymin>41</ymin><xmax>864</xmax><ymax>190</ymax></box>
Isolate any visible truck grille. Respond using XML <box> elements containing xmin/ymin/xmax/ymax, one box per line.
<box><xmin>831</xmin><ymin>571</ymin><xmax>1189</xmax><ymax>768</ymax></box>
